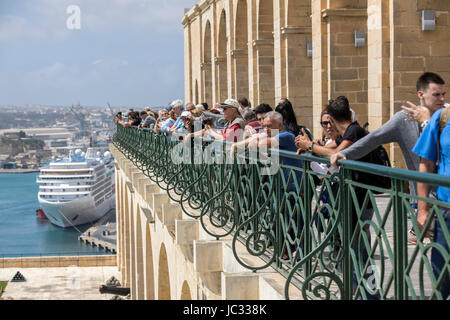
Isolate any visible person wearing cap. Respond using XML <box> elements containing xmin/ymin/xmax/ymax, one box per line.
<box><xmin>184</xmin><ymin>99</ymin><xmax>245</xmax><ymax>144</ymax></box>
<box><xmin>205</xmin><ymin>99</ymin><xmax>245</xmax><ymax>142</ymax></box>
<box><xmin>139</xmin><ymin>111</ymin><xmax>156</xmax><ymax>129</ymax></box>
<box><xmin>168</xmin><ymin>102</ymin><xmax>195</xmax><ymax>134</ymax></box>
<box><xmin>161</xmin><ymin>100</ymin><xmax>184</xmax><ymax>135</ymax></box>
<box><xmin>179</xmin><ymin>110</ymin><xmax>195</xmax><ymax>133</ymax></box>
<box><xmin>153</xmin><ymin>109</ymin><xmax>169</xmax><ymax>134</ymax></box>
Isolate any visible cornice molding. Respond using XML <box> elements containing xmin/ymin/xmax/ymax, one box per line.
<box><xmin>321</xmin><ymin>8</ymin><xmax>367</xmax><ymax>21</ymax></box>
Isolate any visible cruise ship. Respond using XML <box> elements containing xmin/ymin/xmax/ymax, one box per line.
<box><xmin>37</xmin><ymin>148</ymin><xmax>115</xmax><ymax>228</ymax></box>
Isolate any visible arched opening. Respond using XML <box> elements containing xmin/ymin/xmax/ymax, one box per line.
<box><xmin>217</xmin><ymin>10</ymin><xmax>228</xmax><ymax>102</ymax></box>
<box><xmin>234</xmin><ymin>0</ymin><xmax>249</xmax><ymax>99</ymax></box>
<box><xmin>203</xmin><ymin>20</ymin><xmax>213</xmax><ymax>107</ymax></box>
<box><xmin>145</xmin><ymin>223</ymin><xmax>155</xmax><ymax>300</ymax></box>
<box><xmin>257</xmin><ymin>0</ymin><xmax>275</xmax><ymax>105</ymax></box>
<box><xmin>135</xmin><ymin>208</ymin><xmax>145</xmax><ymax>300</ymax></box>
<box><xmin>180</xmin><ymin>281</ymin><xmax>192</xmax><ymax>300</ymax></box>
<box><xmin>158</xmin><ymin>243</ymin><xmax>171</xmax><ymax>300</ymax></box>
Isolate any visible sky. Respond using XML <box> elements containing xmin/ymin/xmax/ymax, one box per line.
<box><xmin>0</xmin><ymin>0</ymin><xmax>196</xmax><ymax>108</ymax></box>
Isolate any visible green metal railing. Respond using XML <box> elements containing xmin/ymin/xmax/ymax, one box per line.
<box><xmin>113</xmin><ymin>125</ymin><xmax>450</xmax><ymax>300</ymax></box>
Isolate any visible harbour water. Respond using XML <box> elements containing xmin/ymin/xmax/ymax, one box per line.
<box><xmin>0</xmin><ymin>173</ymin><xmax>110</xmax><ymax>257</ymax></box>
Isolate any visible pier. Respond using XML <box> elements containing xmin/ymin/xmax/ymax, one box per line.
<box><xmin>79</xmin><ymin>210</ymin><xmax>117</xmax><ymax>253</ymax></box>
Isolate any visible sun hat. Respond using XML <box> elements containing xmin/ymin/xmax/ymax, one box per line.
<box><xmin>219</xmin><ymin>99</ymin><xmax>240</xmax><ymax>110</ymax></box>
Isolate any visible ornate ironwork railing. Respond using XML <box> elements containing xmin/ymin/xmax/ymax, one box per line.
<box><xmin>113</xmin><ymin>125</ymin><xmax>450</xmax><ymax>300</ymax></box>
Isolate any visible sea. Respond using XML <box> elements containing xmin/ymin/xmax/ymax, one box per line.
<box><xmin>0</xmin><ymin>172</ymin><xmax>110</xmax><ymax>258</ymax></box>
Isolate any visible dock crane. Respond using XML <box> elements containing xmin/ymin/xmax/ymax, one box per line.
<box><xmin>70</xmin><ymin>103</ymin><xmax>94</xmax><ymax>146</ymax></box>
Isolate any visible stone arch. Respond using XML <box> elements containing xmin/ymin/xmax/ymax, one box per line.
<box><xmin>284</xmin><ymin>0</ymin><xmax>313</xmax><ymax>128</ymax></box>
<box><xmin>158</xmin><ymin>243</ymin><xmax>171</xmax><ymax>300</ymax></box>
<box><xmin>234</xmin><ymin>0</ymin><xmax>249</xmax><ymax>99</ymax></box>
<box><xmin>203</xmin><ymin>20</ymin><xmax>213</xmax><ymax>107</ymax></box>
<box><xmin>256</xmin><ymin>0</ymin><xmax>275</xmax><ymax>105</ymax></box>
<box><xmin>180</xmin><ymin>280</ymin><xmax>192</xmax><ymax>300</ymax></box>
<box><xmin>135</xmin><ymin>208</ymin><xmax>145</xmax><ymax>300</ymax></box>
<box><xmin>217</xmin><ymin>9</ymin><xmax>228</xmax><ymax>102</ymax></box>
<box><xmin>145</xmin><ymin>223</ymin><xmax>155</xmax><ymax>300</ymax></box>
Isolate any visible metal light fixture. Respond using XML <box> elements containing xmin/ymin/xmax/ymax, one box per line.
<box><xmin>422</xmin><ymin>10</ymin><xmax>435</xmax><ymax>31</ymax></box>
<box><xmin>354</xmin><ymin>30</ymin><xmax>365</xmax><ymax>47</ymax></box>
<box><xmin>307</xmin><ymin>43</ymin><xmax>312</xmax><ymax>57</ymax></box>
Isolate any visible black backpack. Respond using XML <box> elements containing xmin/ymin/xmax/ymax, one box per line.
<box><xmin>357</xmin><ymin>142</ymin><xmax>392</xmax><ymax>194</ymax></box>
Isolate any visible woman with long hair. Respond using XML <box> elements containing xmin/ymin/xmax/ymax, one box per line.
<box><xmin>275</xmin><ymin>98</ymin><xmax>313</xmax><ymax>139</ymax></box>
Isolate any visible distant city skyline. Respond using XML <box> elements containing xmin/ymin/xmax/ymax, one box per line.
<box><xmin>0</xmin><ymin>0</ymin><xmax>196</xmax><ymax>108</ymax></box>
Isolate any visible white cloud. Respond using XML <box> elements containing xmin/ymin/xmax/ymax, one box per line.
<box><xmin>0</xmin><ymin>0</ymin><xmax>196</xmax><ymax>42</ymax></box>
<box><xmin>0</xmin><ymin>14</ymin><xmax>47</xmax><ymax>41</ymax></box>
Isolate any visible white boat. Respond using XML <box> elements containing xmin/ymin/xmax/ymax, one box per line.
<box><xmin>37</xmin><ymin>148</ymin><xmax>115</xmax><ymax>228</ymax></box>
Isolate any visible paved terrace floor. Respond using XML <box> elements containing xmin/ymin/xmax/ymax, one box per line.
<box><xmin>0</xmin><ymin>266</ymin><xmax>121</xmax><ymax>300</ymax></box>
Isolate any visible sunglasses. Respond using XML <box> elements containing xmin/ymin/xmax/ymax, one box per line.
<box><xmin>320</xmin><ymin>121</ymin><xmax>332</xmax><ymax>127</ymax></box>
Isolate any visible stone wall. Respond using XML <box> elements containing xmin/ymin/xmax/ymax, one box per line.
<box><xmin>183</xmin><ymin>0</ymin><xmax>450</xmax><ymax>168</ymax></box>
<box><xmin>0</xmin><ymin>255</ymin><xmax>116</xmax><ymax>269</ymax></box>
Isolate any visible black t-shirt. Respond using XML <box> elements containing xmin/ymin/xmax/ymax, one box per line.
<box><xmin>339</xmin><ymin>123</ymin><xmax>372</xmax><ymax>163</ymax></box>
<box><xmin>131</xmin><ymin>117</ymin><xmax>142</xmax><ymax>127</ymax></box>
<box><xmin>336</xmin><ymin>122</ymin><xmax>373</xmax><ymax>214</ymax></box>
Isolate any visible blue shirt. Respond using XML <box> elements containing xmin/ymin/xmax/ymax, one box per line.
<box><xmin>413</xmin><ymin>108</ymin><xmax>450</xmax><ymax>203</ymax></box>
<box><xmin>172</xmin><ymin>116</ymin><xmax>184</xmax><ymax>130</ymax></box>
<box><xmin>274</xmin><ymin>131</ymin><xmax>303</xmax><ymax>191</ymax></box>
<box><xmin>160</xmin><ymin>118</ymin><xmax>175</xmax><ymax>134</ymax></box>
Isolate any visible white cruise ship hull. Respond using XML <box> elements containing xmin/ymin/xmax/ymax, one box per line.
<box><xmin>39</xmin><ymin>193</ymin><xmax>115</xmax><ymax>228</ymax></box>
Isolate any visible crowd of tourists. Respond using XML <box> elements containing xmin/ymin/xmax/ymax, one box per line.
<box><xmin>114</xmin><ymin>72</ymin><xmax>449</xmax><ymax>299</ymax></box>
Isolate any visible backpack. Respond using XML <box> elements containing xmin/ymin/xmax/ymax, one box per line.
<box><xmin>363</xmin><ymin>145</ymin><xmax>392</xmax><ymax>193</ymax></box>
<box><xmin>352</xmin><ymin>126</ymin><xmax>392</xmax><ymax>194</ymax></box>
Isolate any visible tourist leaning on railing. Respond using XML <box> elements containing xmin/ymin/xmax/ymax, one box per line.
<box><xmin>301</xmin><ymin>96</ymin><xmax>382</xmax><ymax>299</ymax></box>
<box><xmin>186</xmin><ymin>99</ymin><xmax>245</xmax><ymax>143</ymax></box>
<box><xmin>160</xmin><ymin>100</ymin><xmax>183</xmax><ymax>135</ymax></box>
<box><xmin>122</xmin><ymin>111</ymin><xmax>141</xmax><ymax>128</ymax></box>
<box><xmin>276</xmin><ymin>98</ymin><xmax>313</xmax><ymax>141</ymax></box>
<box><xmin>330</xmin><ymin>72</ymin><xmax>448</xmax><ymax>244</ymax></box>
<box><xmin>413</xmin><ymin>106</ymin><xmax>450</xmax><ymax>299</ymax></box>
<box><xmin>256</xmin><ymin>111</ymin><xmax>303</xmax><ymax>260</ymax></box>
<box><xmin>139</xmin><ymin>111</ymin><xmax>156</xmax><ymax>129</ymax></box>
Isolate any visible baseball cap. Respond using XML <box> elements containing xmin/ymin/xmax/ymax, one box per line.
<box><xmin>180</xmin><ymin>111</ymin><xmax>191</xmax><ymax>118</ymax></box>
<box><xmin>219</xmin><ymin>99</ymin><xmax>240</xmax><ymax>110</ymax></box>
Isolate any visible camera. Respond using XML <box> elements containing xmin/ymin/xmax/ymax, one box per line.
<box><xmin>202</xmin><ymin>117</ymin><xmax>214</xmax><ymax>127</ymax></box>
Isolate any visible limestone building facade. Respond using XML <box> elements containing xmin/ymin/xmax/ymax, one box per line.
<box><xmin>182</xmin><ymin>0</ymin><xmax>450</xmax><ymax>168</ymax></box>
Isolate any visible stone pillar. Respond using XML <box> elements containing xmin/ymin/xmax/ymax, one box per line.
<box><xmin>215</xmin><ymin>57</ymin><xmax>228</xmax><ymax>102</ymax></box>
<box><xmin>211</xmin><ymin>0</ymin><xmax>218</xmax><ymax>105</ymax></box>
<box><xmin>183</xmin><ymin>16</ymin><xmax>193</xmax><ymax>103</ymax></box>
<box><xmin>248</xmin><ymin>0</ymin><xmax>258</xmax><ymax>106</ymax></box>
<box><xmin>254</xmin><ymin>0</ymin><xmax>275</xmax><ymax>107</ymax></box>
<box><xmin>284</xmin><ymin>0</ymin><xmax>313</xmax><ymax>129</ymax></box>
<box><xmin>311</xmin><ymin>0</ymin><xmax>329</xmax><ymax>139</ymax></box>
<box><xmin>227</xmin><ymin>0</ymin><xmax>235</xmax><ymax>99</ymax></box>
<box><xmin>232</xmin><ymin>50</ymin><xmax>250</xmax><ymax>99</ymax></box>
<box><xmin>202</xmin><ymin>62</ymin><xmax>213</xmax><ymax>107</ymax></box>
<box><xmin>323</xmin><ymin>6</ymin><xmax>369</xmax><ymax>126</ymax></box>
<box><xmin>367</xmin><ymin>0</ymin><xmax>390</xmax><ymax>131</ymax></box>
<box><xmin>273</xmin><ymin>0</ymin><xmax>287</xmax><ymax>106</ymax></box>
<box><xmin>254</xmin><ymin>40</ymin><xmax>275</xmax><ymax>106</ymax></box>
